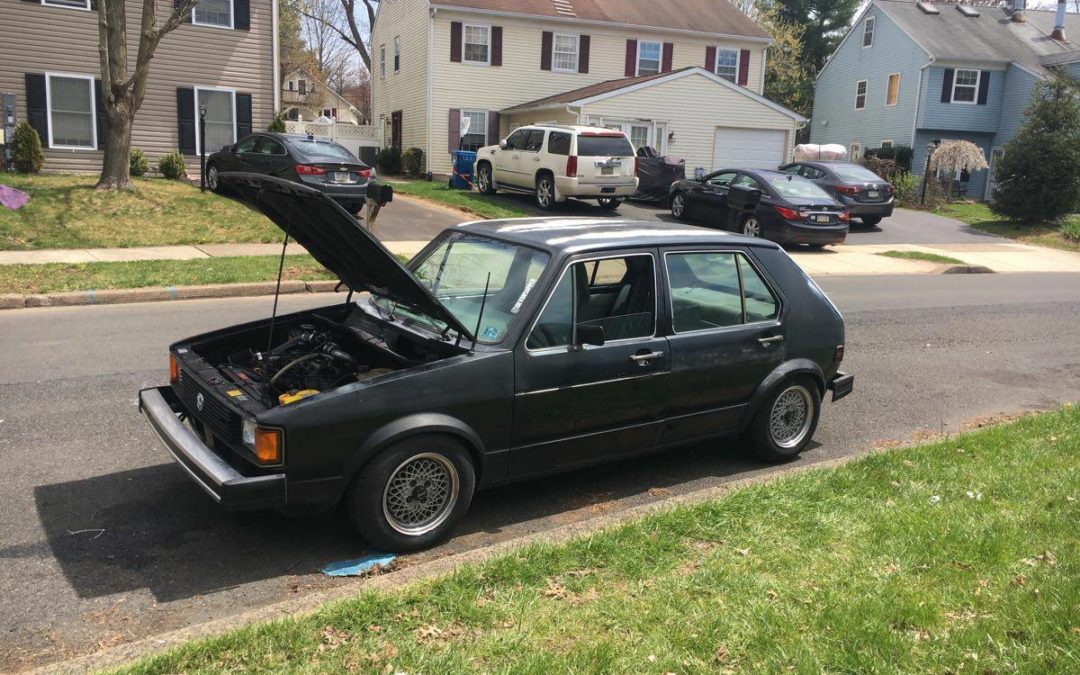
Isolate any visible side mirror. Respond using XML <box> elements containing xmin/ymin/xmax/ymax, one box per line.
<box><xmin>499</xmin><ymin>140</ymin><xmax>508</xmax><ymax>150</ymax></box>
<box><xmin>575</xmin><ymin>323</ymin><xmax>605</xmax><ymax>348</ymax></box>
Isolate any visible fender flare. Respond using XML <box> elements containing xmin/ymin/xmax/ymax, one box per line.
<box><xmin>739</xmin><ymin>359</ymin><xmax>826</xmax><ymax>431</ymax></box>
<box><xmin>343</xmin><ymin>413</ymin><xmax>488</xmax><ymax>485</ymax></box>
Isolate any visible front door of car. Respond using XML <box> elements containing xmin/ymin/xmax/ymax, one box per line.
<box><xmin>494</xmin><ymin>129</ymin><xmax>526</xmax><ymax>187</ymax></box>
<box><xmin>658</xmin><ymin>248</ymin><xmax>786</xmax><ymax>446</ymax></box>
<box><xmin>518</xmin><ymin>129</ymin><xmax>546</xmax><ymax>187</ymax></box>
<box><xmin>697</xmin><ymin>171</ymin><xmax>737</xmax><ymax>225</ymax></box>
<box><xmin>233</xmin><ymin>135</ymin><xmax>263</xmax><ymax>172</ymax></box>
<box><xmin>510</xmin><ymin>251</ymin><xmax>670</xmax><ymax>477</ymax></box>
<box><xmin>255</xmin><ymin>137</ymin><xmax>292</xmax><ymax>176</ymax></box>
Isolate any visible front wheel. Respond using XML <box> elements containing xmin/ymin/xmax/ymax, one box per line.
<box><xmin>597</xmin><ymin>197</ymin><xmax>620</xmax><ymax>209</ymax></box>
<box><xmin>745</xmin><ymin>376</ymin><xmax>821</xmax><ymax>462</ymax></box>
<box><xmin>535</xmin><ymin>173</ymin><xmax>556</xmax><ymax>211</ymax></box>
<box><xmin>741</xmin><ymin>214</ymin><xmax>762</xmax><ymax>238</ymax></box>
<box><xmin>670</xmin><ymin>192</ymin><xmax>687</xmax><ymax>220</ymax></box>
<box><xmin>206</xmin><ymin>163</ymin><xmax>221</xmax><ymax>193</ymax></box>
<box><xmin>476</xmin><ymin>163</ymin><xmax>496</xmax><ymax>195</ymax></box>
<box><xmin>345</xmin><ymin>436</ymin><xmax>476</xmax><ymax>552</ymax></box>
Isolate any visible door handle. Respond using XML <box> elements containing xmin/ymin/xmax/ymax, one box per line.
<box><xmin>757</xmin><ymin>335</ymin><xmax>784</xmax><ymax>347</ymax></box>
<box><xmin>630</xmin><ymin>350</ymin><xmax>664</xmax><ymax>366</ymax></box>
<box><xmin>532</xmin><ymin>157</ymin><xmax>540</xmax><ymax>162</ymax></box>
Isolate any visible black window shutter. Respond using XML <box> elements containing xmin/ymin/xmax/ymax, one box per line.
<box><xmin>977</xmin><ymin>70</ymin><xmax>990</xmax><ymax>105</ymax></box>
<box><xmin>176</xmin><ymin>87</ymin><xmax>196</xmax><ymax>155</ymax></box>
<box><xmin>491</xmin><ymin>26</ymin><xmax>502</xmax><ymax>66</ymax></box>
<box><xmin>540</xmin><ymin>31</ymin><xmax>553</xmax><ymax>71</ymax></box>
<box><xmin>24</xmin><ymin>73</ymin><xmax>49</xmax><ymax>144</ymax></box>
<box><xmin>174</xmin><ymin>0</ymin><xmax>191</xmax><ymax>23</ymax></box>
<box><xmin>941</xmin><ymin>68</ymin><xmax>954</xmax><ymax>102</ymax></box>
<box><xmin>487</xmin><ymin>111</ymin><xmax>499</xmax><ymax>145</ymax></box>
<box><xmin>94</xmin><ymin>79</ymin><xmax>107</xmax><ymax>149</ymax></box>
<box><xmin>234</xmin><ymin>0</ymin><xmax>250</xmax><ymax>30</ymax></box>
<box><xmin>236</xmin><ymin>92</ymin><xmax>253</xmax><ymax>139</ymax></box>
<box><xmin>448</xmin><ymin>108</ymin><xmax>460</xmax><ymax>152</ymax></box>
<box><xmin>579</xmin><ymin>35</ymin><xmax>590</xmax><ymax>74</ymax></box>
<box><xmin>450</xmin><ymin>22</ymin><xmax>462</xmax><ymax>62</ymax></box>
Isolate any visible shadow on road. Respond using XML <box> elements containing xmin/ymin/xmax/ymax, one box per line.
<box><xmin>29</xmin><ymin>436</ymin><xmax>811</xmax><ymax>603</ymax></box>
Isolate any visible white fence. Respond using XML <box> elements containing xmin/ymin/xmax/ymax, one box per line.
<box><xmin>285</xmin><ymin>119</ymin><xmax>382</xmax><ymax>164</ymax></box>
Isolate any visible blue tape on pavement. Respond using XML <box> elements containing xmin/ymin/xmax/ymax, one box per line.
<box><xmin>86</xmin><ymin>289</ymin><xmax>97</xmax><ymax>304</ymax></box>
<box><xmin>322</xmin><ymin>552</ymin><xmax>396</xmax><ymax>577</ymax></box>
<box><xmin>166</xmin><ymin>286</ymin><xmax>178</xmax><ymax>300</ymax></box>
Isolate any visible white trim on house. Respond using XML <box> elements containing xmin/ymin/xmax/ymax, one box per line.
<box><xmin>272</xmin><ymin>0</ymin><xmax>281</xmax><ymax>113</ymax></box>
<box><xmin>394</xmin><ymin>35</ymin><xmax>402</xmax><ymax>73</ymax></box>
<box><xmin>192</xmin><ymin>0</ymin><xmax>235</xmax><ymax>30</ymax></box>
<box><xmin>880</xmin><ymin>139</ymin><xmax>893</xmax><ymax>148</ymax></box>
<box><xmin>462</xmin><ymin>22</ymin><xmax>493</xmax><ymax>66</ymax></box>
<box><xmin>193</xmin><ymin>85</ymin><xmax>238</xmax><ymax>156</ymax></box>
<box><xmin>430</xmin><ymin>4</ymin><xmax>773</xmax><ymax>44</ymax></box>
<box><xmin>854</xmin><ymin>79</ymin><xmax>867</xmax><ymax>110</ymax></box>
<box><xmin>44</xmin><ymin>71</ymin><xmax>97</xmax><ymax>151</ymax></box>
<box><xmin>950</xmin><ymin>68</ymin><xmax>980</xmax><ymax>104</ymax></box>
<box><xmin>850</xmin><ymin>141</ymin><xmax>862</xmax><ymax>160</ymax></box>
<box><xmin>40</xmin><ymin>0</ymin><xmax>91</xmax><ymax>11</ymax></box>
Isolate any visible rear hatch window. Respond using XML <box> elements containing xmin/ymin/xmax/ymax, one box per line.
<box><xmin>576</xmin><ymin>135</ymin><xmax>634</xmax><ymax>157</ymax></box>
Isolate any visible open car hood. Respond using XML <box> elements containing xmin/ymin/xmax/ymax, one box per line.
<box><xmin>221</xmin><ymin>172</ymin><xmax>473</xmax><ymax>341</ymax></box>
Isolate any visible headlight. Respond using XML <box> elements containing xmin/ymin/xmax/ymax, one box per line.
<box><xmin>242</xmin><ymin>418</ymin><xmax>257</xmax><ymax>448</ymax></box>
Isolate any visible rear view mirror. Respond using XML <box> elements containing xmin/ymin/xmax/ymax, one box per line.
<box><xmin>575</xmin><ymin>323</ymin><xmax>605</xmax><ymax>348</ymax></box>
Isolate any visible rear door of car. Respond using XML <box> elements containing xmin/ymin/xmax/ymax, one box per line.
<box><xmin>510</xmin><ymin>249</ymin><xmax>670</xmax><ymax>477</ymax></box>
<box><xmin>573</xmin><ymin>132</ymin><xmax>636</xmax><ymax>187</ymax></box>
<box><xmin>658</xmin><ymin>246</ymin><xmax>786</xmax><ymax>445</ymax></box>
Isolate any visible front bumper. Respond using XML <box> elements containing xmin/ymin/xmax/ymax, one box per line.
<box><xmin>827</xmin><ymin>371</ymin><xmax>854</xmax><ymax>402</ymax></box>
<box><xmin>139</xmin><ymin>386</ymin><xmax>286</xmax><ymax>510</ymax></box>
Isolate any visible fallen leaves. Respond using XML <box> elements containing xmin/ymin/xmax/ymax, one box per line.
<box><xmin>318</xmin><ymin>626</ymin><xmax>351</xmax><ymax>652</ymax></box>
<box><xmin>414</xmin><ymin>623</ymin><xmax>465</xmax><ymax>643</ymax></box>
<box><xmin>1021</xmin><ymin>551</ymin><xmax>1057</xmax><ymax>567</ymax></box>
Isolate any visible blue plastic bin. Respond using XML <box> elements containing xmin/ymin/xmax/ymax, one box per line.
<box><xmin>449</xmin><ymin>150</ymin><xmax>477</xmax><ymax>190</ymax></box>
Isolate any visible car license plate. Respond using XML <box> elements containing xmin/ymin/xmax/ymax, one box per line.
<box><xmin>601</xmin><ymin>166</ymin><xmax>613</xmax><ymax>175</ymax></box>
<box><xmin>812</xmin><ymin>214</ymin><xmax>832</xmax><ymax>224</ymax></box>
<box><xmin>331</xmin><ymin>172</ymin><xmax>354</xmax><ymax>184</ymax></box>
<box><xmin>866</xmin><ymin>190</ymin><xmax>880</xmax><ymax>199</ymax></box>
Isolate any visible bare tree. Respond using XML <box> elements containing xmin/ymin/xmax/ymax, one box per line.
<box><xmin>298</xmin><ymin>0</ymin><xmax>379</xmax><ymax>70</ymax></box>
<box><xmin>96</xmin><ymin>0</ymin><xmax>199</xmax><ymax>190</ymax></box>
<box><xmin>299</xmin><ymin>0</ymin><xmax>352</xmax><ymax>74</ymax></box>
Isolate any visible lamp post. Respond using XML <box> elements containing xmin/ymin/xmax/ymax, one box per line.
<box><xmin>199</xmin><ymin>103</ymin><xmax>207</xmax><ymax>192</ymax></box>
<box><xmin>919</xmin><ymin>138</ymin><xmax>940</xmax><ymax>205</ymax></box>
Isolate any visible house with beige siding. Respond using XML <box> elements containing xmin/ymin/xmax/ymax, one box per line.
<box><xmin>1</xmin><ymin>0</ymin><xmax>279</xmax><ymax>174</ymax></box>
<box><xmin>371</xmin><ymin>0</ymin><xmax>805</xmax><ymax>176</ymax></box>
<box><xmin>282</xmin><ymin>68</ymin><xmax>364</xmax><ymax>124</ymax></box>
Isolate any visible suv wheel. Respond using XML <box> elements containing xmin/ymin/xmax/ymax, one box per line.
<box><xmin>745</xmin><ymin>376</ymin><xmax>821</xmax><ymax>462</ymax></box>
<box><xmin>346</xmin><ymin>435</ymin><xmax>476</xmax><ymax>552</ymax></box>
<box><xmin>535</xmin><ymin>172</ymin><xmax>556</xmax><ymax>211</ymax></box>
<box><xmin>597</xmin><ymin>197</ymin><xmax>620</xmax><ymax>209</ymax></box>
<box><xmin>476</xmin><ymin>163</ymin><xmax>496</xmax><ymax>195</ymax></box>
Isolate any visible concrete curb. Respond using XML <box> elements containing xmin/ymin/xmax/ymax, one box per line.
<box><xmin>0</xmin><ymin>280</ymin><xmax>343</xmax><ymax>311</ymax></box>
<box><xmin>941</xmin><ymin>264</ymin><xmax>995</xmax><ymax>274</ymax></box>
<box><xmin>29</xmin><ymin>453</ymin><xmax>863</xmax><ymax>675</ymax></box>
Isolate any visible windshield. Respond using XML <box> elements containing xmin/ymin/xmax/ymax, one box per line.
<box><xmin>291</xmin><ymin>139</ymin><xmax>360</xmax><ymax>162</ymax></box>
<box><xmin>831</xmin><ymin>164</ymin><xmax>885</xmax><ymax>182</ymax></box>
<box><xmin>577</xmin><ymin>135</ymin><xmax>634</xmax><ymax>157</ymax></box>
<box><xmin>383</xmin><ymin>233</ymin><xmax>550</xmax><ymax>344</ymax></box>
<box><xmin>767</xmin><ymin>175</ymin><xmax>833</xmax><ymax>200</ymax></box>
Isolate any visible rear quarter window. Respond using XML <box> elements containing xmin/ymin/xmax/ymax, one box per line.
<box><xmin>547</xmin><ymin>132</ymin><xmax>571</xmax><ymax>155</ymax></box>
<box><xmin>576</xmin><ymin>135</ymin><xmax>634</xmax><ymax>157</ymax></box>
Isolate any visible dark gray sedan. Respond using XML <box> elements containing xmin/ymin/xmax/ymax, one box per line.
<box><xmin>140</xmin><ymin>174</ymin><xmax>853</xmax><ymax>552</ymax></box>
<box><xmin>206</xmin><ymin>133</ymin><xmax>372</xmax><ymax>213</ymax></box>
<box><xmin>778</xmin><ymin>161</ymin><xmax>895</xmax><ymax>226</ymax></box>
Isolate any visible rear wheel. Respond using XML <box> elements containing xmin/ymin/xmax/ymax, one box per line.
<box><xmin>345</xmin><ymin>435</ymin><xmax>476</xmax><ymax>552</ymax></box>
<box><xmin>746</xmin><ymin>376</ymin><xmax>821</xmax><ymax>462</ymax></box>
<box><xmin>476</xmin><ymin>163</ymin><xmax>496</xmax><ymax>195</ymax></box>
<box><xmin>741</xmin><ymin>215</ymin><xmax>762</xmax><ymax>238</ymax></box>
<box><xmin>535</xmin><ymin>172</ymin><xmax>556</xmax><ymax>211</ymax></box>
<box><xmin>597</xmin><ymin>197</ymin><xmax>620</xmax><ymax>209</ymax></box>
<box><xmin>860</xmin><ymin>216</ymin><xmax>882</xmax><ymax>226</ymax></box>
<box><xmin>670</xmin><ymin>192</ymin><xmax>687</xmax><ymax>220</ymax></box>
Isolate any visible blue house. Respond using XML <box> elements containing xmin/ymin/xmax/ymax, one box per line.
<box><xmin>810</xmin><ymin>0</ymin><xmax>1080</xmax><ymax>200</ymax></box>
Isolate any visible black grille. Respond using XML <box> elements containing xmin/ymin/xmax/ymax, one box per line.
<box><xmin>176</xmin><ymin>370</ymin><xmax>242</xmax><ymax>445</ymax></box>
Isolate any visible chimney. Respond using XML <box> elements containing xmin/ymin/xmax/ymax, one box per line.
<box><xmin>1051</xmin><ymin>0</ymin><xmax>1067</xmax><ymax>41</ymax></box>
<box><xmin>1012</xmin><ymin>0</ymin><xmax>1026</xmax><ymax>23</ymax></box>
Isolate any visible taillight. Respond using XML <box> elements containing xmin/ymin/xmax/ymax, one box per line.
<box><xmin>839</xmin><ymin>210</ymin><xmax>851</xmax><ymax>222</ymax></box>
<box><xmin>296</xmin><ymin>164</ymin><xmax>326</xmax><ymax>176</ymax></box>
<box><xmin>885</xmin><ymin>184</ymin><xmax>894</xmax><ymax>194</ymax></box>
<box><xmin>834</xmin><ymin>344</ymin><xmax>845</xmax><ymax>364</ymax></box>
<box><xmin>634</xmin><ymin>156</ymin><xmax>640</xmax><ymax>174</ymax></box>
<box><xmin>358</xmin><ymin>168</ymin><xmax>371</xmax><ymax>178</ymax></box>
<box><xmin>169</xmin><ymin>353</ymin><xmax>179</xmax><ymax>384</ymax></box>
<box><xmin>773</xmin><ymin>205</ymin><xmax>802</xmax><ymax>221</ymax></box>
<box><xmin>566</xmin><ymin>155</ymin><xmax>577</xmax><ymax>177</ymax></box>
<box><xmin>834</xmin><ymin>185</ymin><xmax>860</xmax><ymax>195</ymax></box>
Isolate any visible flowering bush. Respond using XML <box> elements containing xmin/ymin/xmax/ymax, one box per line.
<box><xmin>927</xmin><ymin>141</ymin><xmax>988</xmax><ymax>177</ymax></box>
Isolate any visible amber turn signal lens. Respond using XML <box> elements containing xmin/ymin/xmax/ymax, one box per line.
<box><xmin>169</xmin><ymin>354</ymin><xmax>180</xmax><ymax>383</ymax></box>
<box><xmin>253</xmin><ymin>427</ymin><xmax>283</xmax><ymax>464</ymax></box>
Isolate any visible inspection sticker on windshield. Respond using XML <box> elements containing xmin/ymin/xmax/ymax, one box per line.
<box><xmin>483</xmin><ymin>326</ymin><xmax>500</xmax><ymax>339</ymax></box>
<box><xmin>511</xmin><ymin>278</ymin><xmax>537</xmax><ymax>314</ymax></box>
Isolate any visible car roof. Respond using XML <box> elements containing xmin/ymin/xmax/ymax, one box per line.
<box><xmin>454</xmin><ymin>218</ymin><xmax>780</xmax><ymax>255</ymax></box>
<box><xmin>523</xmin><ymin>123</ymin><xmax>628</xmax><ymax>136</ymax></box>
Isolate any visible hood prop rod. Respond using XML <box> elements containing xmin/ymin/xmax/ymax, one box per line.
<box><xmin>465</xmin><ymin>272</ymin><xmax>491</xmax><ymax>353</ymax></box>
<box><xmin>266</xmin><ymin>201</ymin><xmax>295</xmax><ymax>352</ymax></box>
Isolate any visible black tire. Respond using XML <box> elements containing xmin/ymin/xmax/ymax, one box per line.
<box><xmin>745</xmin><ymin>375</ymin><xmax>821</xmax><ymax>462</ymax></box>
<box><xmin>535</xmin><ymin>172</ymin><xmax>556</xmax><ymax>211</ymax></box>
<box><xmin>670</xmin><ymin>192</ymin><xmax>687</xmax><ymax>220</ymax></box>
<box><xmin>597</xmin><ymin>197</ymin><xmax>620</xmax><ymax>209</ymax></box>
<box><xmin>476</xmin><ymin>162</ymin><xmax>496</xmax><ymax>195</ymax></box>
<box><xmin>345</xmin><ymin>435</ymin><xmax>476</xmax><ymax>552</ymax></box>
<box><xmin>806</xmin><ymin>243</ymin><xmax>826</xmax><ymax>250</ymax></box>
<box><xmin>206</xmin><ymin>163</ymin><xmax>222</xmax><ymax>194</ymax></box>
<box><xmin>740</xmin><ymin>214</ymin><xmax>763</xmax><ymax>238</ymax></box>
<box><xmin>860</xmin><ymin>216</ymin><xmax>882</xmax><ymax>226</ymax></box>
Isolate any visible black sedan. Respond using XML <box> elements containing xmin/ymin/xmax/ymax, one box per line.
<box><xmin>669</xmin><ymin>168</ymin><xmax>850</xmax><ymax>247</ymax></box>
<box><xmin>139</xmin><ymin>173</ymin><xmax>853</xmax><ymax>552</ymax></box>
<box><xmin>778</xmin><ymin>161</ymin><xmax>894</xmax><ymax>226</ymax></box>
<box><xmin>206</xmin><ymin>133</ymin><xmax>372</xmax><ymax>213</ymax></box>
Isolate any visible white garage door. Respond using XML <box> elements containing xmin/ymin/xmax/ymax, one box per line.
<box><xmin>713</xmin><ymin>127</ymin><xmax>787</xmax><ymax>171</ymax></box>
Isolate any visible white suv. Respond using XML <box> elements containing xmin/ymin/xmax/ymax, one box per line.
<box><xmin>473</xmin><ymin>124</ymin><xmax>638</xmax><ymax>210</ymax></box>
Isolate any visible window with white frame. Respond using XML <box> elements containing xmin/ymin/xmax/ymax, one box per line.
<box><xmin>715</xmin><ymin>49</ymin><xmax>739</xmax><ymax>82</ymax></box>
<box><xmin>46</xmin><ymin>74</ymin><xmax>95</xmax><ymax>149</ymax></box>
<box><xmin>195</xmin><ymin>87</ymin><xmax>236</xmax><ymax>155</ymax></box>
<box><xmin>637</xmin><ymin>41</ymin><xmax>661</xmax><ymax>76</ymax></box>
<box><xmin>394</xmin><ymin>36</ymin><xmax>401</xmax><ymax>72</ymax></box>
<box><xmin>850</xmin><ymin>142</ymin><xmax>862</xmax><ymax>160</ymax></box>
<box><xmin>460</xmin><ymin>110</ymin><xmax>487</xmax><ymax>152</ymax></box>
<box><xmin>463</xmin><ymin>24</ymin><xmax>491</xmax><ymax>64</ymax></box>
<box><xmin>380</xmin><ymin>45</ymin><xmax>386</xmax><ymax>79</ymax></box>
<box><xmin>553</xmin><ymin>34</ymin><xmax>579</xmax><ymax>73</ymax></box>
<box><xmin>881</xmin><ymin>140</ymin><xmax>893</xmax><ymax>149</ymax></box>
<box><xmin>854</xmin><ymin>80</ymin><xmax>867</xmax><ymax>110</ymax></box>
<box><xmin>629</xmin><ymin>124</ymin><xmax>649</xmax><ymax>150</ymax></box>
<box><xmin>951</xmin><ymin>69</ymin><xmax>979</xmax><ymax>103</ymax></box>
<box><xmin>193</xmin><ymin>0</ymin><xmax>233</xmax><ymax>28</ymax></box>
<box><xmin>862</xmin><ymin>16</ymin><xmax>875</xmax><ymax>47</ymax></box>
<box><xmin>42</xmin><ymin>0</ymin><xmax>91</xmax><ymax>10</ymax></box>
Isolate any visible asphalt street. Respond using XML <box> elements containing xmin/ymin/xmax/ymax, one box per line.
<box><xmin>2</xmin><ymin>273</ymin><xmax>1079</xmax><ymax>670</ymax></box>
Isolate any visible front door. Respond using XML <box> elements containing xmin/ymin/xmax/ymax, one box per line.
<box><xmin>659</xmin><ymin>249</ymin><xmax>786</xmax><ymax>445</ymax></box>
<box><xmin>494</xmin><ymin>128</ymin><xmax>526</xmax><ymax>187</ymax></box>
<box><xmin>391</xmin><ymin>110</ymin><xmax>402</xmax><ymax>150</ymax></box>
<box><xmin>695</xmin><ymin>170</ymin><xmax>737</xmax><ymax>225</ymax></box>
<box><xmin>511</xmin><ymin>251</ymin><xmax>670</xmax><ymax>477</ymax></box>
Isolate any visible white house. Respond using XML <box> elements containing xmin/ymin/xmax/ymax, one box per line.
<box><xmin>282</xmin><ymin>68</ymin><xmax>364</xmax><ymax>124</ymax></box>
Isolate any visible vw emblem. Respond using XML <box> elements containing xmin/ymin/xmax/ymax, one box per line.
<box><xmin>195</xmin><ymin>393</ymin><xmax>205</xmax><ymax>411</ymax></box>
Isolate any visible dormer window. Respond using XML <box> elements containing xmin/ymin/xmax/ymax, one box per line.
<box><xmin>862</xmin><ymin>16</ymin><xmax>875</xmax><ymax>47</ymax></box>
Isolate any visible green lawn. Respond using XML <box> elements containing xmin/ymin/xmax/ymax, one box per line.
<box><xmin>392</xmin><ymin>179</ymin><xmax>532</xmax><ymax>220</ymax></box>
<box><xmin>0</xmin><ymin>255</ymin><xmax>335</xmax><ymax>295</ymax></box>
<box><xmin>936</xmin><ymin>202</ymin><xmax>1080</xmax><ymax>254</ymax></box>
<box><xmin>0</xmin><ymin>174</ymin><xmax>278</xmax><ymax>250</ymax></box>
<box><xmin>115</xmin><ymin>406</ymin><xmax>1079</xmax><ymax>674</ymax></box>
<box><xmin>879</xmin><ymin>250</ymin><xmax>967</xmax><ymax>265</ymax></box>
